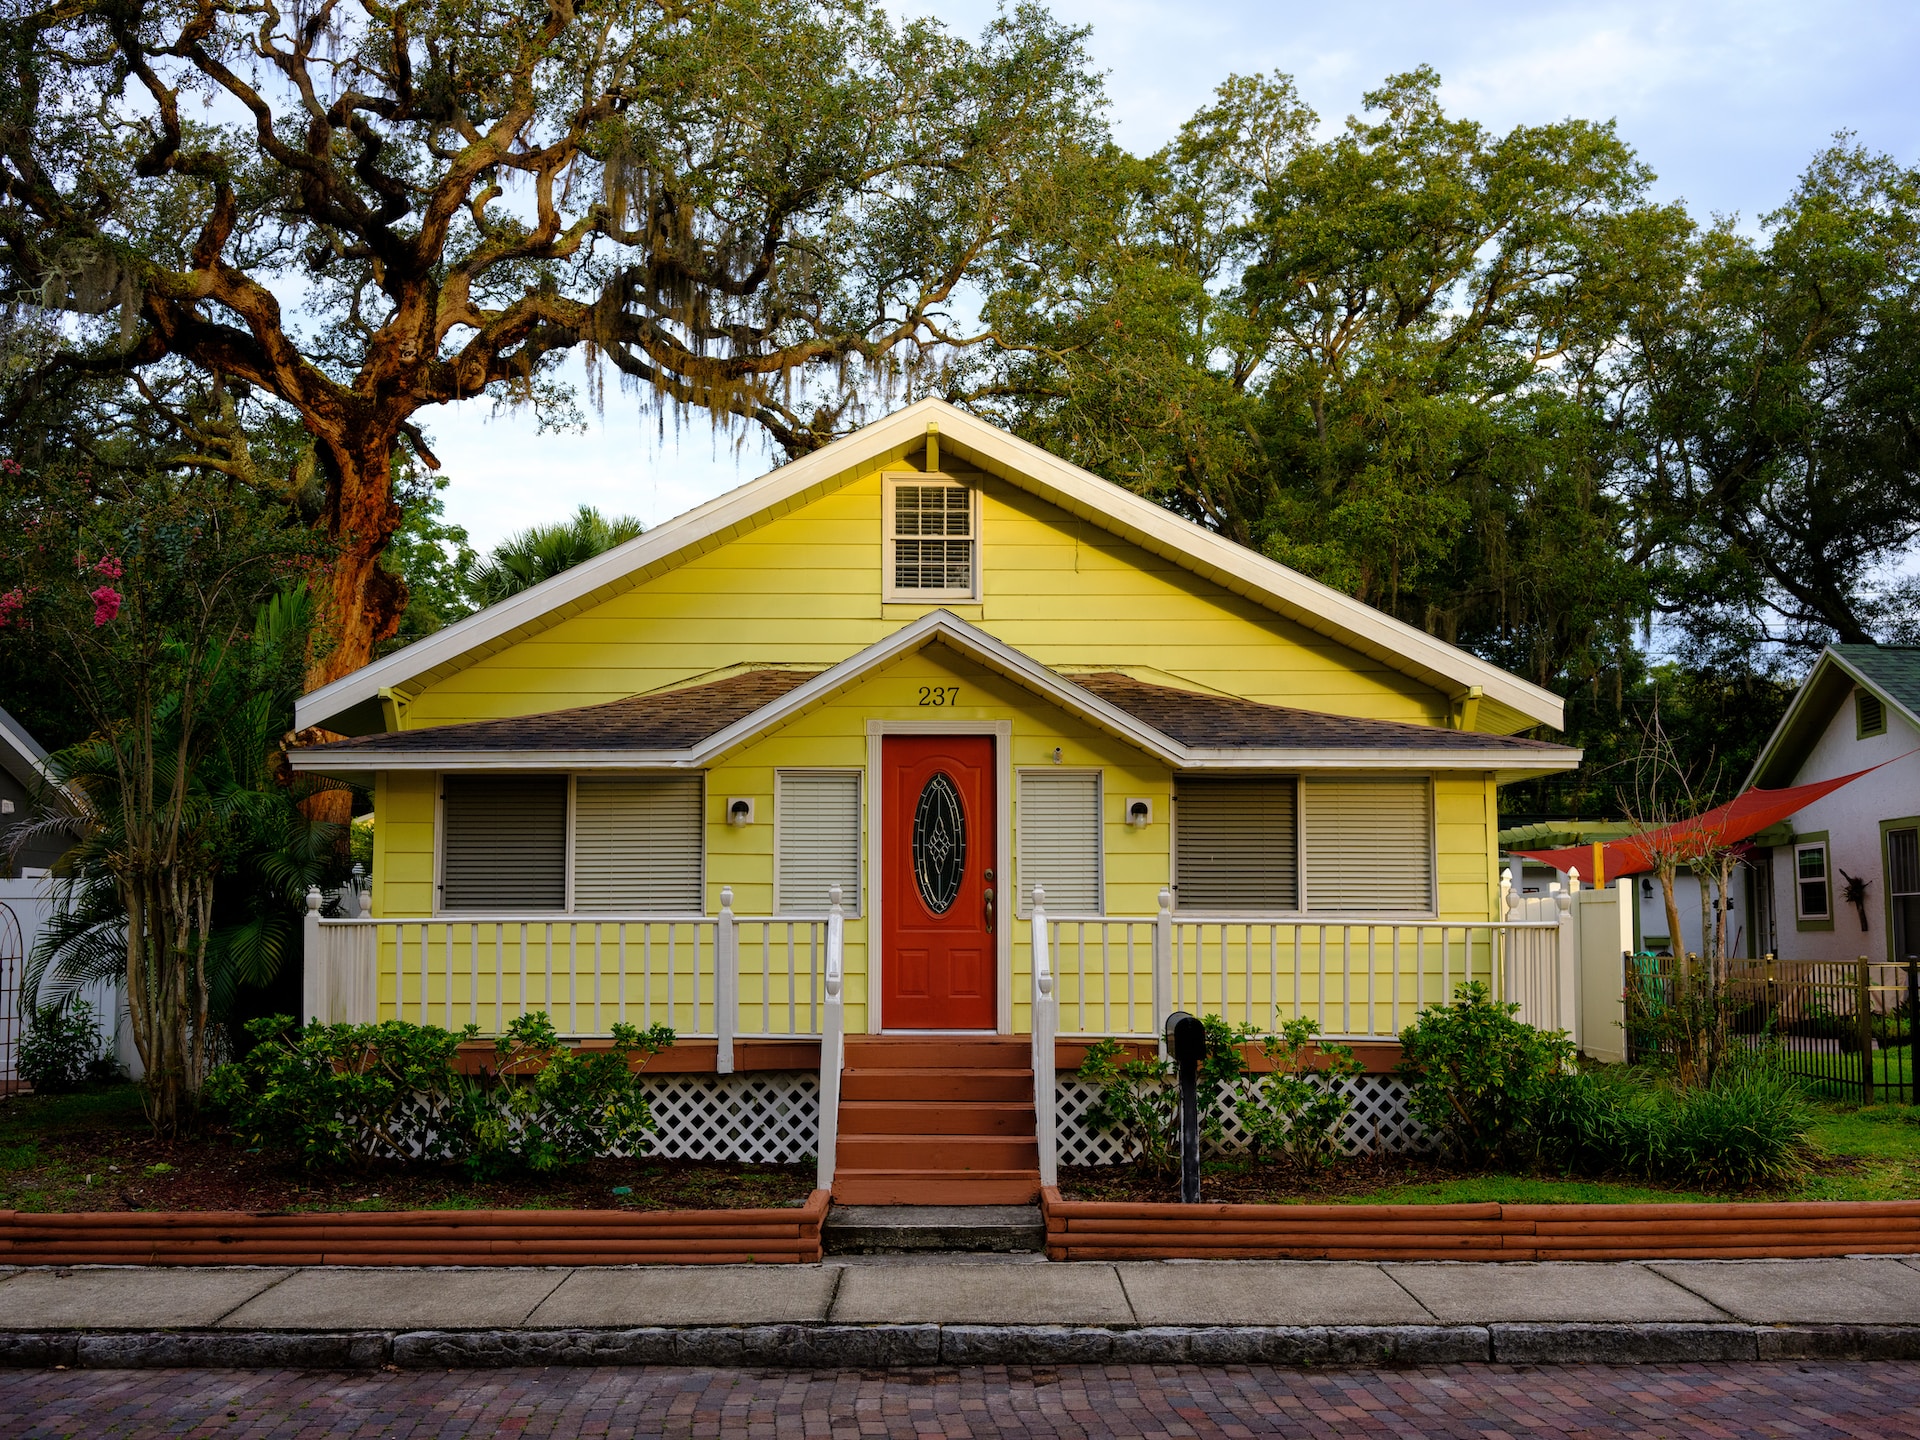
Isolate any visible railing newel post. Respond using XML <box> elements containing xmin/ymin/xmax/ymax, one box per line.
<box><xmin>1153</xmin><ymin>888</ymin><xmax>1174</xmax><ymax>1053</ymax></box>
<box><xmin>301</xmin><ymin>886</ymin><xmax>325</xmax><ymax>1024</ymax></box>
<box><xmin>1858</xmin><ymin>955</ymin><xmax>1874</xmax><ymax>1105</ymax></box>
<box><xmin>716</xmin><ymin>887</ymin><xmax>737</xmax><ymax>1075</ymax></box>
<box><xmin>817</xmin><ymin>885</ymin><xmax>846</xmax><ymax>1191</ymax></box>
<box><xmin>1031</xmin><ymin>885</ymin><xmax>1057</xmax><ymax>1188</ymax></box>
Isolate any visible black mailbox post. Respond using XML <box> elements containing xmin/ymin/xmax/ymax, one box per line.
<box><xmin>1165</xmin><ymin>1010</ymin><xmax>1206</xmax><ymax>1204</ymax></box>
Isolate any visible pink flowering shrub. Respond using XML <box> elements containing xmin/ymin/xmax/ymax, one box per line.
<box><xmin>90</xmin><ymin>585</ymin><xmax>122</xmax><ymax>626</ymax></box>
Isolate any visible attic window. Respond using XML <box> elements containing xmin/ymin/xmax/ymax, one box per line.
<box><xmin>1858</xmin><ymin>690</ymin><xmax>1887</xmax><ymax>739</ymax></box>
<box><xmin>885</xmin><ymin>476</ymin><xmax>977</xmax><ymax>601</ymax></box>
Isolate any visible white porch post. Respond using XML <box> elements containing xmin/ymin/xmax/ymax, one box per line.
<box><xmin>816</xmin><ymin>885</ymin><xmax>846</xmax><ymax>1191</ymax></box>
<box><xmin>1153</xmin><ymin>887</ymin><xmax>1174</xmax><ymax>1048</ymax></box>
<box><xmin>716</xmin><ymin>886</ymin><xmax>737</xmax><ymax>1074</ymax></box>
<box><xmin>1030</xmin><ymin>885</ymin><xmax>1058</xmax><ymax>1189</ymax></box>
<box><xmin>1556</xmin><ymin>878</ymin><xmax>1578</xmax><ymax>1041</ymax></box>
<box><xmin>301</xmin><ymin>887</ymin><xmax>326</xmax><ymax>1024</ymax></box>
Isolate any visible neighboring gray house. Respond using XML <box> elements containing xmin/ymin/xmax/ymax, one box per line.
<box><xmin>0</xmin><ymin>706</ymin><xmax>62</xmax><ymax>879</ymax></box>
<box><xmin>1745</xmin><ymin>645</ymin><xmax>1920</xmax><ymax>963</ymax></box>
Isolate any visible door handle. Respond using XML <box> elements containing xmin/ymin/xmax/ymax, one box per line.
<box><xmin>984</xmin><ymin>868</ymin><xmax>996</xmax><ymax>934</ymax></box>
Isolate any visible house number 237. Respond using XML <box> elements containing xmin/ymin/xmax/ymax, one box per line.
<box><xmin>918</xmin><ymin>686</ymin><xmax>961</xmax><ymax>707</ymax></box>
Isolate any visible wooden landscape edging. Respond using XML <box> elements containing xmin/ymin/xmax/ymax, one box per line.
<box><xmin>1040</xmin><ymin>1188</ymin><xmax>1920</xmax><ymax>1262</ymax></box>
<box><xmin>0</xmin><ymin>1190</ymin><xmax>830</xmax><ymax>1267</ymax></box>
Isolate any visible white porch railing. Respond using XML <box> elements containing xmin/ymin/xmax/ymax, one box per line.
<box><xmin>1040</xmin><ymin>888</ymin><xmax>1572</xmax><ymax>1044</ymax></box>
<box><xmin>302</xmin><ymin>886</ymin><xmax>828</xmax><ymax>1073</ymax></box>
<box><xmin>1030</xmin><ymin>886</ymin><xmax>1059</xmax><ymax>1188</ymax></box>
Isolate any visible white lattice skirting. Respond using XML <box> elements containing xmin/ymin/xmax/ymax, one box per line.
<box><xmin>642</xmin><ymin>1071</ymin><xmax>820</xmax><ymax>1164</ymax></box>
<box><xmin>1055</xmin><ymin>1073</ymin><xmax>1431</xmax><ymax>1166</ymax></box>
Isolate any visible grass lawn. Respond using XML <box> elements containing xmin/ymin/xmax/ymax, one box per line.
<box><xmin>0</xmin><ymin>1083</ymin><xmax>815</xmax><ymax>1213</ymax></box>
<box><xmin>1061</xmin><ymin>1100</ymin><xmax>1920</xmax><ymax>1206</ymax></box>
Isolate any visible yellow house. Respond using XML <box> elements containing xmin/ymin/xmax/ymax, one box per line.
<box><xmin>292</xmin><ymin>400</ymin><xmax>1579</xmax><ymax>1202</ymax></box>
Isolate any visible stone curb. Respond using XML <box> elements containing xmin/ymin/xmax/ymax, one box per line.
<box><xmin>2</xmin><ymin>1324</ymin><xmax>1917</xmax><ymax>1369</ymax></box>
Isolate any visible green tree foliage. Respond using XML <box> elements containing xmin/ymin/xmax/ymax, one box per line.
<box><xmin>973</xmin><ymin>68</ymin><xmax>1672</xmax><ymax>693</ymax></box>
<box><xmin>465</xmin><ymin>504</ymin><xmax>647</xmax><ymax>607</ymax></box>
<box><xmin>1</xmin><ymin>0</ymin><xmax>1104</xmax><ymax>681</ymax></box>
<box><xmin>0</xmin><ymin>455</ymin><xmax>337</xmax><ymax>1134</ymax></box>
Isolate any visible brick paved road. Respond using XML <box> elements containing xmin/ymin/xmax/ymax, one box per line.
<box><xmin>5</xmin><ymin>1363</ymin><xmax>1920</xmax><ymax>1439</ymax></box>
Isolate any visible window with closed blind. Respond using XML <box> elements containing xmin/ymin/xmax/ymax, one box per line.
<box><xmin>776</xmin><ymin>770</ymin><xmax>862</xmax><ymax>915</ymax></box>
<box><xmin>572</xmin><ymin>775</ymin><xmax>704</xmax><ymax>912</ymax></box>
<box><xmin>1018</xmin><ymin>770</ymin><xmax>1102</xmax><ymax>915</ymax></box>
<box><xmin>1301</xmin><ymin>777</ymin><xmax>1434</xmax><ymax>913</ymax></box>
<box><xmin>1173</xmin><ymin>778</ymin><xmax>1298</xmax><ymax>911</ymax></box>
<box><xmin>441</xmin><ymin>775</ymin><xmax>568</xmax><ymax>912</ymax></box>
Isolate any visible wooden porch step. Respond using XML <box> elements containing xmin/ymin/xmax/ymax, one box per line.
<box><xmin>836</xmin><ymin>1134</ymin><xmax>1040</xmax><ymax>1170</ymax></box>
<box><xmin>837</xmin><ymin>1101</ymin><xmax>1035</xmax><ymax>1136</ymax></box>
<box><xmin>831</xmin><ymin>1170</ymin><xmax>1043</xmax><ymax>1206</ymax></box>
<box><xmin>840</xmin><ymin>1068</ymin><xmax>1034</xmax><ymax>1103</ymax></box>
<box><xmin>842</xmin><ymin>1037</ymin><xmax>1030</xmax><ymax>1068</ymax></box>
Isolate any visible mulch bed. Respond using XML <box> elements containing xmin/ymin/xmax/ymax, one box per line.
<box><xmin>0</xmin><ymin>1092</ymin><xmax>814</xmax><ymax>1215</ymax></box>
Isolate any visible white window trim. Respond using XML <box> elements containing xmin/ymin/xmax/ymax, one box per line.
<box><xmin>774</xmin><ymin>767</ymin><xmax>864</xmax><ymax>918</ymax></box>
<box><xmin>1794</xmin><ymin>840</ymin><xmax>1831</xmax><ymax>920</ymax></box>
<box><xmin>1014</xmin><ymin>766</ymin><xmax>1104</xmax><ymax>919</ymax></box>
<box><xmin>435</xmin><ymin>770</ymin><xmax>707</xmax><ymax>916</ymax></box>
<box><xmin>882</xmin><ymin>471</ymin><xmax>980</xmax><ymax>603</ymax></box>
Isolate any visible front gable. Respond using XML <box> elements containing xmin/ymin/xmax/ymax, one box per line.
<box><xmin>298</xmin><ymin>400</ymin><xmax>1564</xmax><ymax>739</ymax></box>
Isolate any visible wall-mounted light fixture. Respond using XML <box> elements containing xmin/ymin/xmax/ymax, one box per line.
<box><xmin>1051</xmin><ymin>746</ymin><xmax>1064</xmax><ymax>764</ymax></box>
<box><xmin>1127</xmin><ymin>798</ymin><xmax>1153</xmax><ymax>829</ymax></box>
<box><xmin>727</xmin><ymin>797</ymin><xmax>755</xmax><ymax>827</ymax></box>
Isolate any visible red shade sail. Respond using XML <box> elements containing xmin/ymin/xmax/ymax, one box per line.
<box><xmin>1511</xmin><ymin>761</ymin><xmax>1896</xmax><ymax>881</ymax></box>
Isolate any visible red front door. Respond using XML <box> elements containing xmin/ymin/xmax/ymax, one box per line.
<box><xmin>881</xmin><ymin>735</ymin><xmax>998</xmax><ymax>1030</ymax></box>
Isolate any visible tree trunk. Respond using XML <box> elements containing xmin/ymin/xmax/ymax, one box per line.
<box><xmin>303</xmin><ymin>430</ymin><xmax>408</xmax><ymax>825</ymax></box>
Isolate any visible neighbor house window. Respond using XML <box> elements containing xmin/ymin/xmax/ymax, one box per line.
<box><xmin>885</xmin><ymin>476</ymin><xmax>977</xmax><ymax>600</ymax></box>
<box><xmin>776</xmin><ymin>770</ymin><xmax>862</xmax><ymax>915</ymax></box>
<box><xmin>1858</xmin><ymin>690</ymin><xmax>1887</xmax><ymax>738</ymax></box>
<box><xmin>572</xmin><ymin>776</ymin><xmax>703</xmax><ymax>913</ymax></box>
<box><xmin>1301</xmin><ymin>777</ymin><xmax>1435</xmax><ymax>913</ymax></box>
<box><xmin>440</xmin><ymin>774</ymin><xmax>702</xmax><ymax>914</ymax></box>
<box><xmin>441</xmin><ymin>775</ymin><xmax>568</xmax><ymax>912</ymax></box>
<box><xmin>1173</xmin><ymin>778</ymin><xmax>1298</xmax><ymax>911</ymax></box>
<box><xmin>1795</xmin><ymin>841</ymin><xmax>1831</xmax><ymax>920</ymax></box>
<box><xmin>1017</xmin><ymin>770</ymin><xmax>1102</xmax><ymax>915</ymax></box>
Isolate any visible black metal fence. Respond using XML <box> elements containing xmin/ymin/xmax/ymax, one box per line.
<box><xmin>1625</xmin><ymin>952</ymin><xmax>1919</xmax><ymax>1104</ymax></box>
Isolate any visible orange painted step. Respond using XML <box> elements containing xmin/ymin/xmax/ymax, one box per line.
<box><xmin>836</xmin><ymin>1135</ymin><xmax>1040</xmax><ymax>1170</ymax></box>
<box><xmin>840</xmin><ymin>1068</ymin><xmax>1033</xmax><ymax>1103</ymax></box>
<box><xmin>836</xmin><ymin>1101</ymin><xmax>1036</xmax><ymax>1136</ymax></box>
<box><xmin>832</xmin><ymin>1170</ymin><xmax>1042</xmax><ymax>1206</ymax></box>
<box><xmin>843</xmin><ymin>1039</ymin><xmax>1031</xmax><ymax>1068</ymax></box>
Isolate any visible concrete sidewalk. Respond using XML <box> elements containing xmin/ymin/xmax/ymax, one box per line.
<box><xmin>1</xmin><ymin>1255</ymin><xmax>1917</xmax><ymax>1369</ymax></box>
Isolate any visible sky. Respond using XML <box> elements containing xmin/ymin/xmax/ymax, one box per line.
<box><xmin>423</xmin><ymin>0</ymin><xmax>1920</xmax><ymax>552</ymax></box>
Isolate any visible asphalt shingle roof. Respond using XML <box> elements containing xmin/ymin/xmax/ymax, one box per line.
<box><xmin>1833</xmin><ymin>644</ymin><xmax>1920</xmax><ymax>718</ymax></box>
<box><xmin>306</xmin><ymin>670</ymin><xmax>819</xmax><ymax>754</ymax></box>
<box><xmin>1065</xmin><ymin>672</ymin><xmax>1571</xmax><ymax>753</ymax></box>
<box><xmin>298</xmin><ymin>664</ymin><xmax>1575</xmax><ymax>760</ymax></box>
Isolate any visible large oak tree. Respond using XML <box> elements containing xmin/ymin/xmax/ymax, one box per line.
<box><xmin>2</xmin><ymin>0</ymin><xmax>1100</xmax><ymax>682</ymax></box>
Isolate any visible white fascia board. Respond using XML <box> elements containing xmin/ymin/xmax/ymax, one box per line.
<box><xmin>290</xmin><ymin>610</ymin><xmax>1580</xmax><ymax>776</ymax></box>
<box><xmin>296</xmin><ymin>399</ymin><xmax>1565</xmax><ymax>735</ymax></box>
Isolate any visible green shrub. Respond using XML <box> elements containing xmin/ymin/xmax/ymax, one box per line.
<box><xmin>1077</xmin><ymin>1015</ymin><xmax>1256</xmax><ymax>1173</ymax></box>
<box><xmin>207</xmin><ymin>1012</ymin><xmax>678</xmax><ymax>1173</ymax></box>
<box><xmin>458</xmin><ymin>1013</ymin><xmax>673</xmax><ymax>1173</ymax></box>
<box><xmin>1662</xmin><ymin>1066</ymin><xmax>1817</xmax><ymax>1188</ymax></box>
<box><xmin>1236</xmin><ymin>1017</ymin><xmax>1364</xmax><ymax>1170</ymax></box>
<box><xmin>1397</xmin><ymin>982</ymin><xmax>1575</xmax><ymax>1166</ymax></box>
<box><xmin>17</xmin><ymin>1000</ymin><xmax>112</xmax><ymax>1093</ymax></box>
<box><xmin>206</xmin><ymin>1015</ymin><xmax>477</xmax><ymax>1169</ymax></box>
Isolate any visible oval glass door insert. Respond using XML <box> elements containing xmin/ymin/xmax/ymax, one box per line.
<box><xmin>912</xmin><ymin>771</ymin><xmax>967</xmax><ymax>914</ymax></box>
